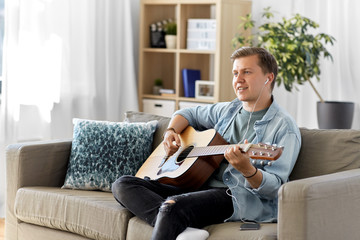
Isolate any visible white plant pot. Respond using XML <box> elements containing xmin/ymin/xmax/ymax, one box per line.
<box><xmin>165</xmin><ymin>35</ymin><xmax>177</xmax><ymax>49</ymax></box>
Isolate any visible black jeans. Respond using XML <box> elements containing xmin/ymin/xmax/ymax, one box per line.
<box><xmin>112</xmin><ymin>175</ymin><xmax>233</xmax><ymax>240</ymax></box>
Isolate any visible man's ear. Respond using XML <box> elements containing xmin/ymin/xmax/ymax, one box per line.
<box><xmin>266</xmin><ymin>73</ymin><xmax>275</xmax><ymax>83</ymax></box>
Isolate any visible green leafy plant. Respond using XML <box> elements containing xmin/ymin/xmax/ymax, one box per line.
<box><xmin>154</xmin><ymin>78</ymin><xmax>163</xmax><ymax>86</ymax></box>
<box><xmin>165</xmin><ymin>22</ymin><xmax>177</xmax><ymax>35</ymax></box>
<box><xmin>232</xmin><ymin>7</ymin><xmax>335</xmax><ymax>102</ymax></box>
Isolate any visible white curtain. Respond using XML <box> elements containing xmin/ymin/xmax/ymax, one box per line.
<box><xmin>252</xmin><ymin>0</ymin><xmax>360</xmax><ymax>129</ymax></box>
<box><xmin>0</xmin><ymin>0</ymin><xmax>140</xmax><ymax>217</ymax></box>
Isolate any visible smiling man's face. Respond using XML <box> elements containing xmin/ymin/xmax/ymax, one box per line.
<box><xmin>232</xmin><ymin>54</ymin><xmax>272</xmax><ymax>111</ymax></box>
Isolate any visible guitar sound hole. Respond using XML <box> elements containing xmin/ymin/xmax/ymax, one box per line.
<box><xmin>175</xmin><ymin>145</ymin><xmax>194</xmax><ymax>165</ymax></box>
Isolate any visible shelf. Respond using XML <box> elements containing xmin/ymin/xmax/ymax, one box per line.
<box><xmin>178</xmin><ymin>97</ymin><xmax>215</xmax><ymax>103</ymax></box>
<box><xmin>142</xmin><ymin>94</ymin><xmax>177</xmax><ymax>100</ymax></box>
<box><xmin>138</xmin><ymin>0</ymin><xmax>252</xmax><ymax>114</ymax></box>
<box><xmin>143</xmin><ymin>48</ymin><xmax>216</xmax><ymax>55</ymax></box>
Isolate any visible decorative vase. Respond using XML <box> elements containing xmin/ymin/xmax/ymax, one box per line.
<box><xmin>317</xmin><ymin>101</ymin><xmax>355</xmax><ymax>129</ymax></box>
<box><xmin>165</xmin><ymin>35</ymin><xmax>177</xmax><ymax>49</ymax></box>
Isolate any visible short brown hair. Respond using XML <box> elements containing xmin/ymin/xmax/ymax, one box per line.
<box><xmin>231</xmin><ymin>47</ymin><xmax>278</xmax><ymax>89</ymax></box>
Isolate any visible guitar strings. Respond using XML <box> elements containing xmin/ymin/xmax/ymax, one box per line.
<box><xmin>225</xmin><ymin>81</ymin><xmax>267</xmax><ymax>221</ymax></box>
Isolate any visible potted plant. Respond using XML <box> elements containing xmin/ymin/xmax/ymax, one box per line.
<box><xmin>232</xmin><ymin>7</ymin><xmax>354</xmax><ymax>129</ymax></box>
<box><xmin>164</xmin><ymin>21</ymin><xmax>177</xmax><ymax>49</ymax></box>
<box><xmin>153</xmin><ymin>78</ymin><xmax>163</xmax><ymax>95</ymax></box>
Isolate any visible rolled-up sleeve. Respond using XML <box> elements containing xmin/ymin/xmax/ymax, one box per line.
<box><xmin>173</xmin><ymin>102</ymin><xmax>231</xmax><ymax>131</ymax></box>
<box><xmin>244</xmin><ymin>131</ymin><xmax>301</xmax><ymax>200</ymax></box>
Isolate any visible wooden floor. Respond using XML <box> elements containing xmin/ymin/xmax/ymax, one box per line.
<box><xmin>0</xmin><ymin>218</ymin><xmax>4</xmax><ymax>240</ymax></box>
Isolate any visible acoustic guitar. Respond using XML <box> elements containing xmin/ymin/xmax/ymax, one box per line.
<box><xmin>136</xmin><ymin>126</ymin><xmax>283</xmax><ymax>190</ymax></box>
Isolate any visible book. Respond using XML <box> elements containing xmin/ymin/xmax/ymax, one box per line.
<box><xmin>159</xmin><ymin>89</ymin><xmax>175</xmax><ymax>94</ymax></box>
<box><xmin>182</xmin><ymin>69</ymin><xmax>201</xmax><ymax>97</ymax></box>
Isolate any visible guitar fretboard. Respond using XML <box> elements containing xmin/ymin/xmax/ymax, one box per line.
<box><xmin>187</xmin><ymin>144</ymin><xmax>252</xmax><ymax>158</ymax></box>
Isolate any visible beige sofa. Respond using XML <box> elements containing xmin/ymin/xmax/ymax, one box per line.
<box><xmin>6</xmin><ymin>111</ymin><xmax>360</xmax><ymax>240</ymax></box>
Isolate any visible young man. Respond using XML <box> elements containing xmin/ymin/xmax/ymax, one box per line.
<box><xmin>112</xmin><ymin>47</ymin><xmax>301</xmax><ymax>240</ymax></box>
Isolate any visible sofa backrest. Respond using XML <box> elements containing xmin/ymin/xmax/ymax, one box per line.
<box><xmin>124</xmin><ymin>111</ymin><xmax>171</xmax><ymax>150</ymax></box>
<box><xmin>290</xmin><ymin>128</ymin><xmax>360</xmax><ymax>181</ymax></box>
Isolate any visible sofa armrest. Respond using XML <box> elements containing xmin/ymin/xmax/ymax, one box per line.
<box><xmin>6</xmin><ymin>139</ymin><xmax>72</xmax><ymax>240</ymax></box>
<box><xmin>6</xmin><ymin>139</ymin><xmax>72</xmax><ymax>189</ymax></box>
<box><xmin>278</xmin><ymin>168</ymin><xmax>360</xmax><ymax>240</ymax></box>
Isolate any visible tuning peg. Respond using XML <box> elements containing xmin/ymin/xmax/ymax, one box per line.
<box><xmin>251</xmin><ymin>160</ymin><xmax>273</xmax><ymax>167</ymax></box>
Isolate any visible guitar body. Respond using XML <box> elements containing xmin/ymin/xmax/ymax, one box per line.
<box><xmin>136</xmin><ymin>126</ymin><xmax>229</xmax><ymax>190</ymax></box>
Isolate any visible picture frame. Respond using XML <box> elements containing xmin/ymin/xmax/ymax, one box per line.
<box><xmin>195</xmin><ymin>80</ymin><xmax>215</xmax><ymax>100</ymax></box>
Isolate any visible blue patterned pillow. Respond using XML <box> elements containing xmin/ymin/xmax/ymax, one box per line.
<box><xmin>62</xmin><ymin>118</ymin><xmax>158</xmax><ymax>192</ymax></box>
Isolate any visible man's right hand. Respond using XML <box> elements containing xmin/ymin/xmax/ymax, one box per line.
<box><xmin>163</xmin><ymin>128</ymin><xmax>181</xmax><ymax>157</ymax></box>
<box><xmin>162</xmin><ymin>114</ymin><xmax>189</xmax><ymax>157</ymax></box>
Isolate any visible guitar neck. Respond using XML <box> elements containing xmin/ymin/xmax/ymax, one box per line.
<box><xmin>187</xmin><ymin>144</ymin><xmax>250</xmax><ymax>158</ymax></box>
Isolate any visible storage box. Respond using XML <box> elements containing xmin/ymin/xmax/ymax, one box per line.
<box><xmin>187</xmin><ymin>19</ymin><xmax>216</xmax><ymax>50</ymax></box>
<box><xmin>187</xmin><ymin>29</ymin><xmax>216</xmax><ymax>39</ymax></box>
<box><xmin>142</xmin><ymin>99</ymin><xmax>175</xmax><ymax>117</ymax></box>
<box><xmin>187</xmin><ymin>39</ymin><xmax>216</xmax><ymax>50</ymax></box>
<box><xmin>187</xmin><ymin>19</ymin><xmax>216</xmax><ymax>30</ymax></box>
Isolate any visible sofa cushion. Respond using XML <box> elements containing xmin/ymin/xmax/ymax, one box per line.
<box><xmin>290</xmin><ymin>128</ymin><xmax>360</xmax><ymax>180</ymax></box>
<box><xmin>125</xmin><ymin>216</ymin><xmax>277</xmax><ymax>240</ymax></box>
<box><xmin>14</xmin><ymin>187</ymin><xmax>133</xmax><ymax>240</ymax></box>
<box><xmin>205</xmin><ymin>222</ymin><xmax>277</xmax><ymax>240</ymax></box>
<box><xmin>124</xmin><ymin>111</ymin><xmax>171</xmax><ymax>151</ymax></box>
<box><xmin>62</xmin><ymin>118</ymin><xmax>158</xmax><ymax>191</ymax></box>
<box><xmin>18</xmin><ymin>223</ymin><xmax>92</xmax><ymax>240</ymax></box>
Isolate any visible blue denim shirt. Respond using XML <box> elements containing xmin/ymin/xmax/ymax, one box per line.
<box><xmin>174</xmin><ymin>98</ymin><xmax>301</xmax><ymax>222</ymax></box>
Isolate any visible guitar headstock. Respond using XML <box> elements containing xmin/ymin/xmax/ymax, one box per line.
<box><xmin>244</xmin><ymin>143</ymin><xmax>283</xmax><ymax>165</ymax></box>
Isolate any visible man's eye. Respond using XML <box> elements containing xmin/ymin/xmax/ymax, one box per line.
<box><xmin>233</xmin><ymin>73</ymin><xmax>238</xmax><ymax>77</ymax></box>
<box><xmin>244</xmin><ymin>71</ymin><xmax>250</xmax><ymax>74</ymax></box>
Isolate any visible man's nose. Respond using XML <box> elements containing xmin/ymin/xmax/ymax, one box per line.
<box><xmin>234</xmin><ymin>74</ymin><xmax>244</xmax><ymax>82</ymax></box>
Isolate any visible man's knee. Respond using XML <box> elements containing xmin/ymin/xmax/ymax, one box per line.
<box><xmin>159</xmin><ymin>194</ymin><xmax>191</xmax><ymax>213</ymax></box>
<box><xmin>159</xmin><ymin>197</ymin><xmax>177</xmax><ymax>212</ymax></box>
<box><xmin>111</xmin><ymin>175</ymin><xmax>135</xmax><ymax>198</ymax></box>
<box><xmin>157</xmin><ymin>195</ymin><xmax>192</xmax><ymax>227</ymax></box>
<box><xmin>165</xmin><ymin>199</ymin><xmax>176</xmax><ymax>204</ymax></box>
